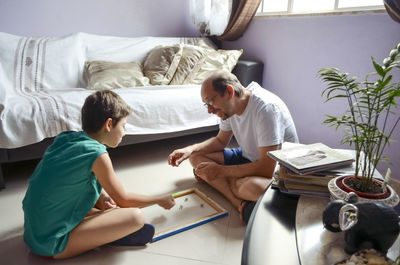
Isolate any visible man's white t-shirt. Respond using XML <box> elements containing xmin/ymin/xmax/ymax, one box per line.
<box><xmin>219</xmin><ymin>82</ymin><xmax>299</xmax><ymax>162</ymax></box>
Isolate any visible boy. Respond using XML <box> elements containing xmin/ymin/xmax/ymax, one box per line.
<box><xmin>23</xmin><ymin>90</ymin><xmax>175</xmax><ymax>259</ymax></box>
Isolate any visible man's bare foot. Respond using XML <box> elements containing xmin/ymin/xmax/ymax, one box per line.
<box><xmin>193</xmin><ymin>168</ymin><xmax>205</xmax><ymax>183</ymax></box>
<box><xmin>238</xmin><ymin>200</ymin><xmax>246</xmax><ymax>223</ymax></box>
<box><xmin>239</xmin><ymin>200</ymin><xmax>256</xmax><ymax>224</ymax></box>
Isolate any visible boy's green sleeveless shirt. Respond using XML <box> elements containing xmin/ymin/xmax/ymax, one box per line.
<box><xmin>22</xmin><ymin>131</ymin><xmax>107</xmax><ymax>256</ymax></box>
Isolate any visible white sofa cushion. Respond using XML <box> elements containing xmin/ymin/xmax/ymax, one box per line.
<box><xmin>81</xmin><ymin>33</ymin><xmax>187</xmax><ymax>63</ymax></box>
<box><xmin>0</xmin><ymin>32</ymin><xmax>86</xmax><ymax>91</ymax></box>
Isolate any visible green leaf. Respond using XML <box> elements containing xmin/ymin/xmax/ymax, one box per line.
<box><xmin>372</xmin><ymin>57</ymin><xmax>385</xmax><ymax>77</ymax></box>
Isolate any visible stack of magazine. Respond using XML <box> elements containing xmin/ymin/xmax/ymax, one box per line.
<box><xmin>267</xmin><ymin>143</ymin><xmax>355</xmax><ymax>198</ymax></box>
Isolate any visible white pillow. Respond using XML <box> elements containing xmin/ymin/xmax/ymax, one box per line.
<box><xmin>82</xmin><ymin>33</ymin><xmax>185</xmax><ymax>63</ymax></box>
<box><xmin>81</xmin><ymin>32</ymin><xmax>217</xmax><ymax>65</ymax></box>
<box><xmin>0</xmin><ymin>32</ymin><xmax>86</xmax><ymax>91</ymax></box>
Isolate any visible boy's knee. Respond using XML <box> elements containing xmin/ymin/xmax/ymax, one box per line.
<box><xmin>125</xmin><ymin>208</ymin><xmax>145</xmax><ymax>228</ymax></box>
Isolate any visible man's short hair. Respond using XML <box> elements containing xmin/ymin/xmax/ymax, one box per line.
<box><xmin>81</xmin><ymin>90</ymin><xmax>131</xmax><ymax>133</ymax></box>
<box><xmin>210</xmin><ymin>70</ymin><xmax>243</xmax><ymax>97</ymax></box>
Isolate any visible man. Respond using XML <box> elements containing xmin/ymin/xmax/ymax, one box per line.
<box><xmin>168</xmin><ymin>70</ymin><xmax>298</xmax><ymax>223</ymax></box>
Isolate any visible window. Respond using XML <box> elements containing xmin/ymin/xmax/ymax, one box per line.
<box><xmin>257</xmin><ymin>0</ymin><xmax>385</xmax><ymax>15</ymax></box>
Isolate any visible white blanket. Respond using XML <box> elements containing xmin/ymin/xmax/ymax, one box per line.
<box><xmin>0</xmin><ymin>85</ymin><xmax>219</xmax><ymax>148</ymax></box>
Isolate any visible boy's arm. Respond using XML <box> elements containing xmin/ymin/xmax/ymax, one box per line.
<box><xmin>92</xmin><ymin>153</ymin><xmax>175</xmax><ymax>209</ymax></box>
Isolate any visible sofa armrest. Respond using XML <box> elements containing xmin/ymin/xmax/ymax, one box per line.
<box><xmin>232</xmin><ymin>60</ymin><xmax>264</xmax><ymax>87</ymax></box>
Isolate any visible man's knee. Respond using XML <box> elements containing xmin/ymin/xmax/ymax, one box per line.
<box><xmin>229</xmin><ymin>179</ymin><xmax>241</xmax><ymax>196</ymax></box>
<box><xmin>231</xmin><ymin>177</ymin><xmax>271</xmax><ymax>201</ymax></box>
<box><xmin>190</xmin><ymin>151</ymin><xmax>224</xmax><ymax>167</ymax></box>
<box><xmin>189</xmin><ymin>152</ymin><xmax>201</xmax><ymax>167</ymax></box>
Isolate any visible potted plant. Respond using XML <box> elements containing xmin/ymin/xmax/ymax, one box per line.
<box><xmin>318</xmin><ymin>42</ymin><xmax>400</xmax><ymax>207</ymax></box>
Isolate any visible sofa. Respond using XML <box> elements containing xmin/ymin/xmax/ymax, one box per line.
<box><xmin>0</xmin><ymin>32</ymin><xmax>263</xmax><ymax>189</ymax></box>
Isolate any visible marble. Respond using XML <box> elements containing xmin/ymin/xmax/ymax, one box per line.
<box><xmin>295</xmin><ymin>196</ymin><xmax>400</xmax><ymax>264</ymax></box>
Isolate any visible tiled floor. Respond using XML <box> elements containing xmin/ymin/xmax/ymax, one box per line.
<box><xmin>0</xmin><ymin>132</ymin><xmax>246</xmax><ymax>265</ymax></box>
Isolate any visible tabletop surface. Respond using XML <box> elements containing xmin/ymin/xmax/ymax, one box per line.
<box><xmin>241</xmin><ymin>187</ymin><xmax>400</xmax><ymax>265</ymax></box>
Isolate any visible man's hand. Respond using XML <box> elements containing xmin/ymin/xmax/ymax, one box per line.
<box><xmin>195</xmin><ymin>162</ymin><xmax>221</xmax><ymax>182</ymax></box>
<box><xmin>157</xmin><ymin>194</ymin><xmax>176</xmax><ymax>209</ymax></box>
<box><xmin>168</xmin><ymin>147</ymin><xmax>193</xmax><ymax>167</ymax></box>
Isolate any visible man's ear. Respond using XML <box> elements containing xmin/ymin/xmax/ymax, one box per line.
<box><xmin>226</xmin><ymin>85</ymin><xmax>234</xmax><ymax>97</ymax></box>
<box><xmin>103</xmin><ymin>118</ymin><xmax>113</xmax><ymax>132</ymax></box>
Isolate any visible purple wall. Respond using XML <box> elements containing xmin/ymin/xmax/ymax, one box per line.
<box><xmin>223</xmin><ymin>13</ymin><xmax>400</xmax><ymax>179</ymax></box>
<box><xmin>0</xmin><ymin>0</ymin><xmax>197</xmax><ymax>37</ymax></box>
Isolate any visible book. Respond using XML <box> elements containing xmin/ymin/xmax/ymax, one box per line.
<box><xmin>267</xmin><ymin>143</ymin><xmax>355</xmax><ymax>175</ymax></box>
<box><xmin>283</xmin><ymin>182</ymin><xmax>329</xmax><ymax>193</ymax></box>
<box><xmin>271</xmin><ymin>166</ymin><xmax>331</xmax><ymax>198</ymax></box>
<box><xmin>277</xmin><ymin>167</ymin><xmax>335</xmax><ymax>186</ymax></box>
<box><xmin>271</xmin><ymin>178</ymin><xmax>330</xmax><ymax>198</ymax></box>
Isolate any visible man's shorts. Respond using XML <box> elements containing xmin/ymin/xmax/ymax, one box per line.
<box><xmin>223</xmin><ymin>147</ymin><xmax>251</xmax><ymax>165</ymax></box>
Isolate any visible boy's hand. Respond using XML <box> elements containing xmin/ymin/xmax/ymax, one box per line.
<box><xmin>157</xmin><ymin>194</ymin><xmax>175</xmax><ymax>209</ymax></box>
<box><xmin>96</xmin><ymin>192</ymin><xmax>117</xmax><ymax>210</ymax></box>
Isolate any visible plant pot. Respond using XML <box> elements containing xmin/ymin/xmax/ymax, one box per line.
<box><xmin>338</xmin><ymin>176</ymin><xmax>390</xmax><ymax>199</ymax></box>
<box><xmin>327</xmin><ymin>176</ymin><xmax>400</xmax><ymax>208</ymax></box>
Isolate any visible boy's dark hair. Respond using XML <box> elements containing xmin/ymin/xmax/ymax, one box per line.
<box><xmin>211</xmin><ymin>71</ymin><xmax>244</xmax><ymax>97</ymax></box>
<box><xmin>81</xmin><ymin>90</ymin><xmax>131</xmax><ymax>134</ymax></box>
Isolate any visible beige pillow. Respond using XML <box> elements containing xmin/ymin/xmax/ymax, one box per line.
<box><xmin>143</xmin><ymin>44</ymin><xmax>183</xmax><ymax>85</ymax></box>
<box><xmin>189</xmin><ymin>48</ymin><xmax>243</xmax><ymax>85</ymax></box>
<box><xmin>169</xmin><ymin>45</ymin><xmax>207</xmax><ymax>85</ymax></box>
<box><xmin>85</xmin><ymin>61</ymin><xmax>150</xmax><ymax>90</ymax></box>
<box><xmin>182</xmin><ymin>38</ymin><xmax>218</xmax><ymax>50</ymax></box>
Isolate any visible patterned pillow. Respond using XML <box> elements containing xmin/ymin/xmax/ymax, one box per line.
<box><xmin>188</xmin><ymin>48</ymin><xmax>243</xmax><ymax>85</ymax></box>
<box><xmin>143</xmin><ymin>44</ymin><xmax>183</xmax><ymax>85</ymax></box>
<box><xmin>85</xmin><ymin>61</ymin><xmax>150</xmax><ymax>90</ymax></box>
<box><xmin>169</xmin><ymin>45</ymin><xmax>207</xmax><ymax>85</ymax></box>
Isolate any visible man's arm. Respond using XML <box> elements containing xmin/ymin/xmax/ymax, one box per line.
<box><xmin>168</xmin><ymin>130</ymin><xmax>233</xmax><ymax>167</ymax></box>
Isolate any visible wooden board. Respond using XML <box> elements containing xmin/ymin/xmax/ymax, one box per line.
<box><xmin>141</xmin><ymin>188</ymin><xmax>228</xmax><ymax>242</ymax></box>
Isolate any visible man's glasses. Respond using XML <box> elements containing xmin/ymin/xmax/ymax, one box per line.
<box><xmin>203</xmin><ymin>95</ymin><xmax>217</xmax><ymax>108</ymax></box>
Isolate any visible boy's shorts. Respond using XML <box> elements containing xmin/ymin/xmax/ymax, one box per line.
<box><xmin>223</xmin><ymin>147</ymin><xmax>251</xmax><ymax>165</ymax></box>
